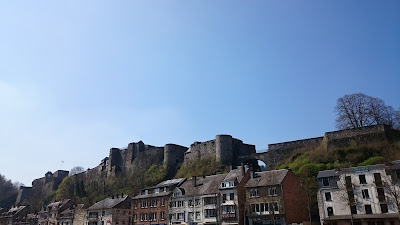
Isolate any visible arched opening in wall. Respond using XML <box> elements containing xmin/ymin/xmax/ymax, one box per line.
<box><xmin>257</xmin><ymin>160</ymin><xmax>267</xmax><ymax>172</ymax></box>
<box><xmin>175</xmin><ymin>158</ymin><xmax>180</xmax><ymax>165</ymax></box>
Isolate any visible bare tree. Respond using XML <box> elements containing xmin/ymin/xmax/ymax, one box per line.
<box><xmin>380</xmin><ymin>170</ymin><xmax>400</xmax><ymax>220</ymax></box>
<box><xmin>69</xmin><ymin>166</ymin><xmax>85</xmax><ymax>176</ymax></box>
<box><xmin>335</xmin><ymin>93</ymin><xmax>400</xmax><ymax>129</ymax></box>
<box><xmin>335</xmin><ymin>176</ymin><xmax>357</xmax><ymax>225</ymax></box>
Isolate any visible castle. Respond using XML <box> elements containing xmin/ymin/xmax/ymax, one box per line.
<box><xmin>13</xmin><ymin>124</ymin><xmax>400</xmax><ymax>210</ymax></box>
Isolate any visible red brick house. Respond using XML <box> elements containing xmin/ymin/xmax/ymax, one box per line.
<box><xmin>245</xmin><ymin>169</ymin><xmax>308</xmax><ymax>225</ymax></box>
<box><xmin>132</xmin><ymin>178</ymin><xmax>186</xmax><ymax>225</ymax></box>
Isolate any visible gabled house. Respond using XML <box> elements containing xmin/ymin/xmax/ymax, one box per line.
<box><xmin>85</xmin><ymin>195</ymin><xmax>131</xmax><ymax>225</ymax></box>
<box><xmin>38</xmin><ymin>199</ymin><xmax>71</xmax><ymax>225</ymax></box>
<box><xmin>245</xmin><ymin>169</ymin><xmax>308</xmax><ymax>225</ymax></box>
<box><xmin>219</xmin><ymin>166</ymin><xmax>251</xmax><ymax>225</ymax></box>
<box><xmin>131</xmin><ymin>178</ymin><xmax>185</xmax><ymax>225</ymax></box>
<box><xmin>168</xmin><ymin>174</ymin><xmax>227</xmax><ymax>225</ymax></box>
<box><xmin>0</xmin><ymin>206</ymin><xmax>29</xmax><ymax>225</ymax></box>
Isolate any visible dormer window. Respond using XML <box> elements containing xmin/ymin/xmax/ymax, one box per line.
<box><xmin>154</xmin><ymin>188</ymin><xmax>160</xmax><ymax>193</ymax></box>
<box><xmin>322</xmin><ymin>177</ymin><xmax>330</xmax><ymax>187</ymax></box>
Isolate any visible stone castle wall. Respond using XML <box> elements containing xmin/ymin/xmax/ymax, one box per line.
<box><xmin>259</xmin><ymin>124</ymin><xmax>398</xmax><ymax>169</ymax></box>
<box><xmin>184</xmin><ymin>135</ymin><xmax>256</xmax><ymax>166</ymax></box>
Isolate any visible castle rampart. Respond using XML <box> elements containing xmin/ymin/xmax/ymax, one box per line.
<box><xmin>184</xmin><ymin>135</ymin><xmax>256</xmax><ymax>166</ymax></box>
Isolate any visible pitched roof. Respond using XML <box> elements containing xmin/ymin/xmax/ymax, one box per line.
<box><xmin>88</xmin><ymin>196</ymin><xmax>128</xmax><ymax>210</ymax></box>
<box><xmin>3</xmin><ymin>206</ymin><xmax>26</xmax><ymax>216</ymax></box>
<box><xmin>132</xmin><ymin>191</ymin><xmax>170</xmax><ymax>200</ymax></box>
<box><xmin>222</xmin><ymin>167</ymin><xmax>246</xmax><ymax>183</ymax></box>
<box><xmin>317</xmin><ymin>169</ymin><xmax>336</xmax><ymax>178</ymax></box>
<box><xmin>245</xmin><ymin>169</ymin><xmax>288</xmax><ymax>188</ymax></box>
<box><xmin>179</xmin><ymin>173</ymin><xmax>228</xmax><ymax>196</ymax></box>
<box><xmin>152</xmin><ymin>178</ymin><xmax>185</xmax><ymax>188</ymax></box>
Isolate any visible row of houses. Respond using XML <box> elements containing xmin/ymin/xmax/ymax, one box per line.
<box><xmin>84</xmin><ymin>166</ymin><xmax>308</xmax><ymax>225</ymax></box>
<box><xmin>3</xmin><ymin>161</ymin><xmax>400</xmax><ymax>225</ymax></box>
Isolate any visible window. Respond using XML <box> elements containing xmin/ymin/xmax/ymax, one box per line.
<box><xmin>325</xmin><ymin>192</ymin><xmax>332</xmax><ymax>201</ymax></box>
<box><xmin>204</xmin><ymin>197</ymin><xmax>216</xmax><ymax>205</ymax></box>
<box><xmin>365</xmin><ymin>205</ymin><xmax>372</xmax><ymax>214</ymax></box>
<box><xmin>345</xmin><ymin>176</ymin><xmax>352</xmax><ymax>188</ymax></box>
<box><xmin>380</xmin><ymin>204</ymin><xmax>388</xmax><ymax>213</ymax></box>
<box><xmin>260</xmin><ymin>203</ymin><xmax>265</xmax><ymax>212</ymax></box>
<box><xmin>323</xmin><ymin>177</ymin><xmax>330</xmax><ymax>187</ymax></box>
<box><xmin>222</xmin><ymin>205</ymin><xmax>235</xmax><ymax>214</ymax></box>
<box><xmin>230</xmin><ymin>193</ymin><xmax>235</xmax><ymax>200</ymax></box>
<box><xmin>251</xmin><ymin>204</ymin><xmax>256</xmax><ymax>213</ymax></box>
<box><xmin>150</xmin><ymin>213</ymin><xmax>156</xmax><ymax>221</ymax></box>
<box><xmin>327</xmin><ymin>207</ymin><xmax>334</xmax><ymax>216</ymax></box>
<box><xmin>229</xmin><ymin>181</ymin><xmax>234</xmax><ymax>187</ymax></box>
<box><xmin>268</xmin><ymin>187</ymin><xmax>277</xmax><ymax>196</ymax></box>
<box><xmin>195</xmin><ymin>199</ymin><xmax>200</xmax><ymax>206</ymax></box>
<box><xmin>377</xmin><ymin>222</ymin><xmax>384</xmax><ymax>225</ymax></box>
<box><xmin>154</xmin><ymin>188</ymin><xmax>160</xmax><ymax>193</ymax></box>
<box><xmin>368</xmin><ymin>222</ymin><xmax>375</xmax><ymax>225</ymax></box>
<box><xmin>160</xmin><ymin>212</ymin><xmax>165</xmax><ymax>220</ymax></box>
<box><xmin>133</xmin><ymin>201</ymin><xmax>137</xmax><ymax>209</ymax></box>
<box><xmin>362</xmin><ymin>189</ymin><xmax>370</xmax><ymax>199</ymax></box>
<box><xmin>205</xmin><ymin>209</ymin><xmax>216</xmax><ymax>218</ymax></box>
<box><xmin>195</xmin><ymin>212</ymin><xmax>200</xmax><ymax>220</ymax></box>
<box><xmin>374</xmin><ymin>173</ymin><xmax>383</xmax><ymax>186</ymax></box>
<box><xmin>250</xmin><ymin>189</ymin><xmax>259</xmax><ymax>197</ymax></box>
<box><xmin>255</xmin><ymin>204</ymin><xmax>260</xmax><ymax>212</ymax></box>
<box><xmin>133</xmin><ymin>214</ymin><xmax>137</xmax><ymax>222</ymax></box>
<box><xmin>221</xmin><ymin>183</ymin><xmax>226</xmax><ymax>188</ymax></box>
<box><xmin>222</xmin><ymin>194</ymin><xmax>227</xmax><ymax>202</ymax></box>
<box><xmin>350</xmin><ymin>205</ymin><xmax>357</xmax><ymax>214</ymax></box>
<box><xmin>377</xmin><ymin>188</ymin><xmax>385</xmax><ymax>202</ymax></box>
<box><xmin>359</xmin><ymin>175</ymin><xmax>367</xmax><ymax>184</ymax></box>
<box><xmin>161</xmin><ymin>198</ymin><xmax>165</xmax><ymax>206</ymax></box>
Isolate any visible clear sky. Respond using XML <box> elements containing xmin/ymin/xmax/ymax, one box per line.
<box><xmin>1</xmin><ymin>1</ymin><xmax>399</xmax><ymax>186</ymax></box>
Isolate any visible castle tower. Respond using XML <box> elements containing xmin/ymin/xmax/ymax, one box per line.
<box><xmin>163</xmin><ymin>144</ymin><xmax>188</xmax><ymax>168</ymax></box>
<box><xmin>215</xmin><ymin>134</ymin><xmax>233</xmax><ymax>164</ymax></box>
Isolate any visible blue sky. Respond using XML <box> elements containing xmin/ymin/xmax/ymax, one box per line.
<box><xmin>1</xmin><ymin>1</ymin><xmax>399</xmax><ymax>185</ymax></box>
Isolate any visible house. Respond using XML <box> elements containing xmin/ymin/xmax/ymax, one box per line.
<box><xmin>219</xmin><ymin>166</ymin><xmax>251</xmax><ymax>225</ymax></box>
<box><xmin>0</xmin><ymin>206</ymin><xmax>29</xmax><ymax>225</ymax></box>
<box><xmin>245</xmin><ymin>169</ymin><xmax>309</xmax><ymax>225</ymax></box>
<box><xmin>85</xmin><ymin>195</ymin><xmax>131</xmax><ymax>225</ymax></box>
<box><xmin>168</xmin><ymin>174</ymin><xmax>227</xmax><ymax>225</ymax></box>
<box><xmin>58</xmin><ymin>204</ymin><xmax>86</xmax><ymax>225</ymax></box>
<box><xmin>317</xmin><ymin>163</ymin><xmax>400</xmax><ymax>225</ymax></box>
<box><xmin>38</xmin><ymin>199</ymin><xmax>71</xmax><ymax>225</ymax></box>
<box><xmin>131</xmin><ymin>178</ymin><xmax>185</xmax><ymax>225</ymax></box>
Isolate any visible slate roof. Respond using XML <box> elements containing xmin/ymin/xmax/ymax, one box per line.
<box><xmin>179</xmin><ymin>173</ymin><xmax>228</xmax><ymax>196</ymax></box>
<box><xmin>88</xmin><ymin>196</ymin><xmax>129</xmax><ymax>210</ymax></box>
<box><xmin>153</xmin><ymin>178</ymin><xmax>185</xmax><ymax>188</ymax></box>
<box><xmin>132</xmin><ymin>191</ymin><xmax>170</xmax><ymax>200</ymax></box>
<box><xmin>1</xmin><ymin>206</ymin><xmax>26</xmax><ymax>217</ymax></box>
<box><xmin>222</xmin><ymin>166</ymin><xmax>246</xmax><ymax>183</ymax></box>
<box><xmin>245</xmin><ymin>169</ymin><xmax>288</xmax><ymax>188</ymax></box>
<box><xmin>133</xmin><ymin>178</ymin><xmax>186</xmax><ymax>199</ymax></box>
<box><xmin>317</xmin><ymin>169</ymin><xmax>336</xmax><ymax>179</ymax></box>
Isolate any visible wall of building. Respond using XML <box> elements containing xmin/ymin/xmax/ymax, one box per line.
<box><xmin>281</xmin><ymin>170</ymin><xmax>309</xmax><ymax>224</ymax></box>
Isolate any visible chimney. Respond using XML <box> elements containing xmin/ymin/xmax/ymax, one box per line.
<box><xmin>251</xmin><ymin>171</ymin><xmax>254</xmax><ymax>179</ymax></box>
<box><xmin>241</xmin><ymin>163</ymin><xmax>245</xmax><ymax>176</ymax></box>
<box><xmin>116</xmin><ymin>193</ymin><xmax>119</xmax><ymax>198</ymax></box>
<box><xmin>111</xmin><ymin>195</ymin><xmax>114</xmax><ymax>199</ymax></box>
<box><xmin>121</xmin><ymin>193</ymin><xmax>124</xmax><ymax>198</ymax></box>
<box><xmin>193</xmin><ymin>176</ymin><xmax>197</xmax><ymax>187</ymax></box>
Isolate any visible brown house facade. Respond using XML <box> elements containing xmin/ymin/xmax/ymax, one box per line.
<box><xmin>245</xmin><ymin>169</ymin><xmax>308</xmax><ymax>225</ymax></box>
<box><xmin>132</xmin><ymin>178</ymin><xmax>185</xmax><ymax>225</ymax></box>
